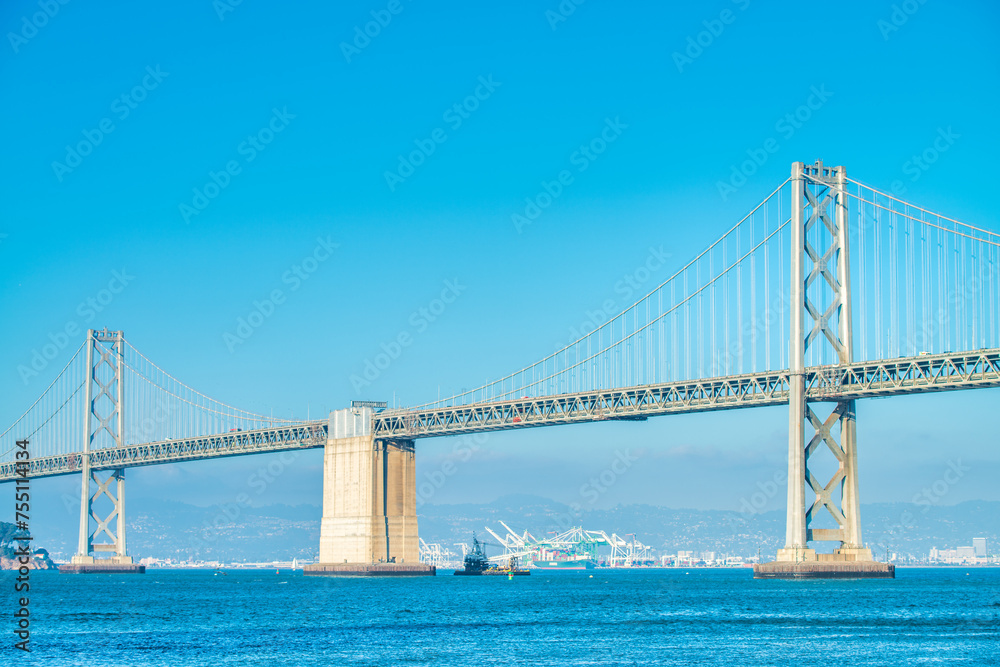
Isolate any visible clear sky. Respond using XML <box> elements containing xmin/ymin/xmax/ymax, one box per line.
<box><xmin>2</xmin><ymin>0</ymin><xmax>999</xmax><ymax>532</ymax></box>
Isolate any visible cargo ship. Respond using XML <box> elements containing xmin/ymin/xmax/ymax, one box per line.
<box><xmin>454</xmin><ymin>534</ymin><xmax>530</xmax><ymax>576</ymax></box>
<box><xmin>530</xmin><ymin>553</ymin><xmax>596</xmax><ymax>570</ymax></box>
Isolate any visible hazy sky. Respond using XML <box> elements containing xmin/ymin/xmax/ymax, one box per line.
<box><xmin>2</xmin><ymin>0</ymin><xmax>999</xmax><ymax>536</ymax></box>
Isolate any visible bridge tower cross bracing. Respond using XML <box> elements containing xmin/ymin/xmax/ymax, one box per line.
<box><xmin>70</xmin><ymin>328</ymin><xmax>137</xmax><ymax>569</ymax></box>
<box><xmin>778</xmin><ymin>160</ymin><xmax>871</xmax><ymax>564</ymax></box>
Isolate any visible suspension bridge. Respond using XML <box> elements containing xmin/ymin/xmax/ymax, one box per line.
<box><xmin>2</xmin><ymin>161</ymin><xmax>998</xmax><ymax>576</ymax></box>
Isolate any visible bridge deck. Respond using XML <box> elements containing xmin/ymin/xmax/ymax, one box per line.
<box><xmin>0</xmin><ymin>422</ymin><xmax>328</xmax><ymax>482</ymax></box>
<box><xmin>2</xmin><ymin>350</ymin><xmax>997</xmax><ymax>482</ymax></box>
<box><xmin>373</xmin><ymin>349</ymin><xmax>1000</xmax><ymax>438</ymax></box>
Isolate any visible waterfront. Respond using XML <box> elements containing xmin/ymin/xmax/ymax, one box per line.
<box><xmin>9</xmin><ymin>568</ymin><xmax>998</xmax><ymax>665</ymax></box>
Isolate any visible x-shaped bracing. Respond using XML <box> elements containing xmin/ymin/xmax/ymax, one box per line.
<box><xmin>802</xmin><ymin>185</ymin><xmax>848</xmax><ymax>361</ymax></box>
<box><xmin>804</xmin><ymin>403</ymin><xmax>848</xmax><ymax>534</ymax></box>
<box><xmin>88</xmin><ymin>470</ymin><xmax>123</xmax><ymax>551</ymax></box>
<box><xmin>90</xmin><ymin>343</ymin><xmax>121</xmax><ymax>447</ymax></box>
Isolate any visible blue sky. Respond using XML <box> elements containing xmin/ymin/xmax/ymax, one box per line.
<box><xmin>2</xmin><ymin>0</ymin><xmax>999</xmax><ymax>533</ymax></box>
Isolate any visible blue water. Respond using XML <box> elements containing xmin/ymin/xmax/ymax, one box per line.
<box><xmin>6</xmin><ymin>568</ymin><xmax>999</xmax><ymax>666</ymax></box>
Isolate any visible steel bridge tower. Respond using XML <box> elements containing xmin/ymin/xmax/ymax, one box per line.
<box><xmin>761</xmin><ymin>161</ymin><xmax>887</xmax><ymax>577</ymax></box>
<box><xmin>67</xmin><ymin>329</ymin><xmax>142</xmax><ymax>573</ymax></box>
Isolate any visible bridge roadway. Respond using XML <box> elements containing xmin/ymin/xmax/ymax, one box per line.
<box><xmin>374</xmin><ymin>348</ymin><xmax>1000</xmax><ymax>437</ymax></box>
<box><xmin>2</xmin><ymin>349</ymin><xmax>998</xmax><ymax>482</ymax></box>
<box><xmin>0</xmin><ymin>421</ymin><xmax>329</xmax><ymax>482</ymax></box>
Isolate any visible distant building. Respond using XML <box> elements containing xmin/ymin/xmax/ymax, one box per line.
<box><xmin>929</xmin><ymin>545</ymin><xmax>984</xmax><ymax>564</ymax></box>
<box><xmin>973</xmin><ymin>537</ymin><xmax>986</xmax><ymax>557</ymax></box>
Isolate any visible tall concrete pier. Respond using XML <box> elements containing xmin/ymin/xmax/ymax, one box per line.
<box><xmin>305</xmin><ymin>408</ymin><xmax>433</xmax><ymax>576</ymax></box>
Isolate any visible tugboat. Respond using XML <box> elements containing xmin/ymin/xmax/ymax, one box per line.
<box><xmin>454</xmin><ymin>534</ymin><xmax>530</xmax><ymax>576</ymax></box>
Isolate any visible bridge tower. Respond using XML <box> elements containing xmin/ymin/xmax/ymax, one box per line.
<box><xmin>65</xmin><ymin>329</ymin><xmax>143</xmax><ymax>574</ymax></box>
<box><xmin>758</xmin><ymin>161</ymin><xmax>890</xmax><ymax>578</ymax></box>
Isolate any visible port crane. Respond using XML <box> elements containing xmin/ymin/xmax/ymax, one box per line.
<box><xmin>484</xmin><ymin>523</ymin><xmax>654</xmax><ymax>566</ymax></box>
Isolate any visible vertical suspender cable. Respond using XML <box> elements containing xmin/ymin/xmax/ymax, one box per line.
<box><xmin>858</xmin><ymin>190</ymin><xmax>867</xmax><ymax>361</ymax></box>
<box><xmin>711</xmin><ymin>246</ymin><xmax>717</xmax><ymax>374</ymax></box>
<box><xmin>765</xmin><ymin>199</ymin><xmax>771</xmax><ymax>370</ymax></box>
<box><xmin>737</xmin><ymin>223</ymin><xmax>743</xmax><ymax>373</ymax></box>
<box><xmin>725</xmin><ymin>232</ymin><xmax>731</xmax><ymax>375</ymax></box>
<box><xmin>697</xmin><ymin>262</ymin><xmax>703</xmax><ymax>378</ymax></box>
<box><xmin>751</xmin><ymin>207</ymin><xmax>757</xmax><ymax>372</ymax></box>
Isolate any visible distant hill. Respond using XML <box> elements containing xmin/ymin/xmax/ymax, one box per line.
<box><xmin>32</xmin><ymin>497</ymin><xmax>999</xmax><ymax>562</ymax></box>
<box><xmin>35</xmin><ymin>501</ymin><xmax>322</xmax><ymax>563</ymax></box>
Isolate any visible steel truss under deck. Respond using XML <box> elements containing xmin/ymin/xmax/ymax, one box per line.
<box><xmin>372</xmin><ymin>349</ymin><xmax>1000</xmax><ymax>438</ymax></box>
<box><xmin>0</xmin><ymin>421</ymin><xmax>328</xmax><ymax>481</ymax></box>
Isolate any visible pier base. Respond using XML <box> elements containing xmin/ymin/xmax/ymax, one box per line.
<box><xmin>754</xmin><ymin>549</ymin><xmax>894</xmax><ymax>579</ymax></box>
<box><xmin>60</xmin><ymin>557</ymin><xmax>145</xmax><ymax>574</ymax></box>
<box><xmin>303</xmin><ymin>563</ymin><xmax>435</xmax><ymax>577</ymax></box>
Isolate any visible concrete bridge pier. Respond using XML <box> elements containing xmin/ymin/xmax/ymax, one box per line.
<box><xmin>305</xmin><ymin>408</ymin><xmax>434</xmax><ymax>576</ymax></box>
